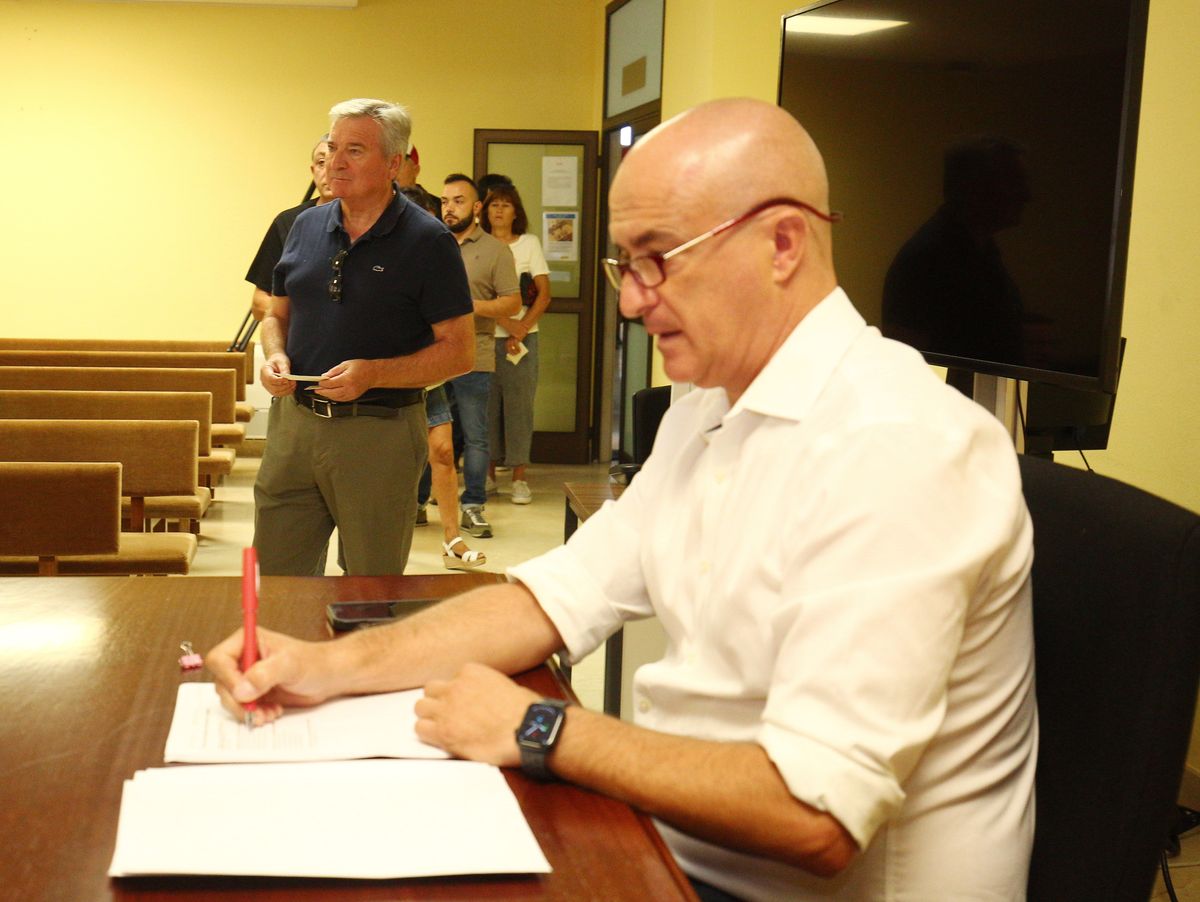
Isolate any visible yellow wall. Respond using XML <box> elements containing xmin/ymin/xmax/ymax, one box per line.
<box><xmin>1096</xmin><ymin>0</ymin><xmax>1200</xmax><ymax>514</ymax></box>
<box><xmin>0</xmin><ymin>0</ymin><xmax>604</xmax><ymax>341</ymax></box>
<box><xmin>3</xmin><ymin>0</ymin><xmax>1192</xmax><ymax>507</ymax></box>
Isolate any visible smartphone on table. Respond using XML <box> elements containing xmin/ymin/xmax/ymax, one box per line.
<box><xmin>325</xmin><ymin>599</ymin><xmax>441</xmax><ymax>632</ymax></box>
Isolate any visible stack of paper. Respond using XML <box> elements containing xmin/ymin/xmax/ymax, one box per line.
<box><xmin>109</xmin><ymin>683</ymin><xmax>551</xmax><ymax>879</ymax></box>
<box><xmin>109</xmin><ymin>759</ymin><xmax>551</xmax><ymax>878</ymax></box>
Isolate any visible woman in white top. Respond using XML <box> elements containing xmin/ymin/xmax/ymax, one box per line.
<box><xmin>482</xmin><ymin>184</ymin><xmax>551</xmax><ymax>504</ymax></box>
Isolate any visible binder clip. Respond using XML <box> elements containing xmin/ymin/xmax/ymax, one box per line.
<box><xmin>178</xmin><ymin>642</ymin><xmax>203</xmax><ymax>671</ymax></box>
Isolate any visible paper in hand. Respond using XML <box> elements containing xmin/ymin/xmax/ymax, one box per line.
<box><xmin>506</xmin><ymin>341</ymin><xmax>528</xmax><ymax>365</ymax></box>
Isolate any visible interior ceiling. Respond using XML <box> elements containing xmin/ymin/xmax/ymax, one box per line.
<box><xmin>783</xmin><ymin>0</ymin><xmax>1133</xmax><ymax>67</ymax></box>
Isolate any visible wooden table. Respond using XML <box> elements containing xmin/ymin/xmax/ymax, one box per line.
<box><xmin>563</xmin><ymin>481</ymin><xmax>625</xmax><ymax>542</ymax></box>
<box><xmin>0</xmin><ymin>574</ymin><xmax>696</xmax><ymax>901</ymax></box>
<box><xmin>562</xmin><ymin>482</ymin><xmax>628</xmax><ymax>715</ymax></box>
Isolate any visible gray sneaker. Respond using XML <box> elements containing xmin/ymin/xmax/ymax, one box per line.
<box><xmin>460</xmin><ymin>505</ymin><xmax>492</xmax><ymax>538</ymax></box>
<box><xmin>415</xmin><ymin>504</ymin><xmax>427</xmax><ymax>526</ymax></box>
<box><xmin>511</xmin><ymin>480</ymin><xmax>532</xmax><ymax>505</ymax></box>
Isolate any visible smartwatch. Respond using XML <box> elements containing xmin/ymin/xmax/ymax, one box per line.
<box><xmin>515</xmin><ymin>698</ymin><xmax>569</xmax><ymax>781</ymax></box>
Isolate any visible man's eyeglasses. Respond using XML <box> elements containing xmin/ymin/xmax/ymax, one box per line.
<box><xmin>602</xmin><ymin>197</ymin><xmax>842</xmax><ymax>291</ymax></box>
<box><xmin>328</xmin><ymin>249</ymin><xmax>348</xmax><ymax>303</ymax></box>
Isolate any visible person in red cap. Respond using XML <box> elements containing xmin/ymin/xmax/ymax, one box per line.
<box><xmin>397</xmin><ymin>144</ymin><xmax>421</xmax><ymax>189</ymax></box>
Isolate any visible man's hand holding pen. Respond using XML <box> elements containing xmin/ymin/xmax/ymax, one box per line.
<box><xmin>205</xmin><ymin>627</ymin><xmax>333</xmax><ymax>727</ymax></box>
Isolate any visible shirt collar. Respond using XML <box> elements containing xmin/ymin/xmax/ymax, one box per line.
<box><xmin>326</xmin><ymin>188</ymin><xmax>404</xmax><ymax>239</ymax></box>
<box><xmin>458</xmin><ymin>223</ymin><xmax>484</xmax><ymax>244</ymax></box>
<box><xmin>729</xmin><ymin>287</ymin><xmax>866</xmax><ymax>423</ymax></box>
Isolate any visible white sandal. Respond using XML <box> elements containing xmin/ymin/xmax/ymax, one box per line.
<box><xmin>442</xmin><ymin>536</ymin><xmax>486</xmax><ymax>571</ymax></box>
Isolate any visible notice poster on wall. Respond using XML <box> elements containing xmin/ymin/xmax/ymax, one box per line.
<box><xmin>543</xmin><ymin>212</ymin><xmax>578</xmax><ymax>262</ymax></box>
<box><xmin>542</xmin><ymin>156</ymin><xmax>578</xmax><ymax>207</ymax></box>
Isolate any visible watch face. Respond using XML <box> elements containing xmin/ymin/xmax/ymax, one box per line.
<box><xmin>519</xmin><ymin>703</ymin><xmax>563</xmax><ymax>746</ymax></box>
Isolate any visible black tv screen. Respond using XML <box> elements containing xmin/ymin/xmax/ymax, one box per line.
<box><xmin>778</xmin><ymin>0</ymin><xmax>1148</xmax><ymax>392</ymax></box>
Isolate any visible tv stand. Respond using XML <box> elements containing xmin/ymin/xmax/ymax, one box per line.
<box><xmin>973</xmin><ymin>373</ymin><xmax>1021</xmax><ymax>444</ymax></box>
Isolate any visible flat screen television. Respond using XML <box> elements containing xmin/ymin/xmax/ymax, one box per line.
<box><xmin>1024</xmin><ymin>337</ymin><xmax>1126</xmax><ymax>457</ymax></box>
<box><xmin>777</xmin><ymin>0</ymin><xmax>1148</xmax><ymax>394</ymax></box>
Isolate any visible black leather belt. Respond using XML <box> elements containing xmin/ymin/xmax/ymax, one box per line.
<box><xmin>294</xmin><ymin>389</ymin><xmax>424</xmax><ymax>419</ymax></box>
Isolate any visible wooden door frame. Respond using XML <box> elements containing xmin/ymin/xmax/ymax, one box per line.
<box><xmin>595</xmin><ymin>111</ymin><xmax>660</xmax><ymax>464</ymax></box>
<box><xmin>473</xmin><ymin>129</ymin><xmax>600</xmax><ymax>463</ymax></box>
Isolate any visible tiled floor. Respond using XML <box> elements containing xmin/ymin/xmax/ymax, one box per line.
<box><xmin>191</xmin><ymin>453</ymin><xmax>614</xmax><ymax>711</ymax></box>
<box><xmin>1153</xmin><ymin>828</ymin><xmax>1200</xmax><ymax>900</ymax></box>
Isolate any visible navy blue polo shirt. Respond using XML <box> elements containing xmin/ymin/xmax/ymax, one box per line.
<box><xmin>273</xmin><ymin>191</ymin><xmax>472</xmax><ymax>380</ymax></box>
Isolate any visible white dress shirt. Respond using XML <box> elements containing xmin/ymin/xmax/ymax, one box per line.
<box><xmin>510</xmin><ymin>288</ymin><xmax>1037</xmax><ymax>901</ymax></box>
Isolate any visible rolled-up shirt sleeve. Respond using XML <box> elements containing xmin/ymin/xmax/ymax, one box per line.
<box><xmin>509</xmin><ymin>467</ymin><xmax>660</xmax><ymax>665</ymax></box>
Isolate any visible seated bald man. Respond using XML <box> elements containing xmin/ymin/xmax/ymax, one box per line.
<box><xmin>208</xmin><ymin>98</ymin><xmax>1036</xmax><ymax>901</ymax></box>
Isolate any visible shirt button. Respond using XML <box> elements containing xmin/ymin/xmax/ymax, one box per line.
<box><xmin>637</xmin><ymin>698</ymin><xmax>651</xmax><ymax>714</ymax></box>
<box><xmin>699</xmin><ymin>560</ymin><xmax>710</xmax><ymax>574</ymax></box>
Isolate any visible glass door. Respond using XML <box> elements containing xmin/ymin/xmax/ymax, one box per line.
<box><xmin>473</xmin><ymin>130</ymin><xmax>599</xmax><ymax>463</ymax></box>
<box><xmin>596</xmin><ymin>113</ymin><xmax>658</xmax><ymax>464</ymax></box>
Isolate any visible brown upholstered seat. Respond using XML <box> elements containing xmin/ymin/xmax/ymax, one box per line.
<box><xmin>0</xmin><ymin>366</ymin><xmax>244</xmax><ymax>449</ymax></box>
<box><xmin>0</xmin><ymin>461</ymin><xmax>196</xmax><ymax>575</ymax></box>
<box><xmin>0</xmin><ymin>337</ymin><xmax>254</xmax><ymax>387</ymax></box>
<box><xmin>0</xmin><ymin>388</ymin><xmax>233</xmax><ymax>480</ymax></box>
<box><xmin>0</xmin><ymin>349</ymin><xmax>249</xmax><ymax>400</ymax></box>
<box><xmin>0</xmin><ymin>418</ymin><xmax>204</xmax><ymax>533</ymax></box>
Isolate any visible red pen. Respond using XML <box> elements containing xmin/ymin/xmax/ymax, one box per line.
<box><xmin>241</xmin><ymin>546</ymin><xmax>259</xmax><ymax>728</ymax></box>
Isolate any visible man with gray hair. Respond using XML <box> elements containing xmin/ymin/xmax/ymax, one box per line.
<box><xmin>254</xmin><ymin>98</ymin><xmax>474</xmax><ymax>576</ymax></box>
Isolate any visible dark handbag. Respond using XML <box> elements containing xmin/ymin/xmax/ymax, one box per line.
<box><xmin>519</xmin><ymin>271</ymin><xmax>538</xmax><ymax>306</ymax></box>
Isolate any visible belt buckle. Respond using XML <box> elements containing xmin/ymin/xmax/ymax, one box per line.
<box><xmin>310</xmin><ymin>397</ymin><xmax>335</xmax><ymax>418</ymax></box>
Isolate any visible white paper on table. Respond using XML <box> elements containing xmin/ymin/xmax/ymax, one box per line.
<box><xmin>505</xmin><ymin>341</ymin><xmax>528</xmax><ymax>365</ymax></box>
<box><xmin>164</xmin><ymin>683</ymin><xmax>449</xmax><ymax>763</ymax></box>
<box><xmin>108</xmin><ymin>759</ymin><xmax>551</xmax><ymax>879</ymax></box>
